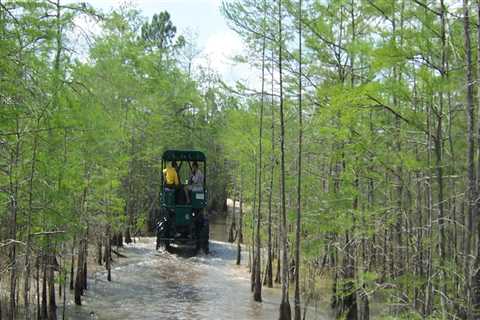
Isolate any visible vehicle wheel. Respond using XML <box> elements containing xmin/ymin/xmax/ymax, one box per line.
<box><xmin>156</xmin><ymin>209</ymin><xmax>171</xmax><ymax>251</ymax></box>
<box><xmin>194</xmin><ymin>211</ymin><xmax>209</xmax><ymax>254</ymax></box>
<box><xmin>164</xmin><ymin>240</ymin><xmax>171</xmax><ymax>252</ymax></box>
<box><xmin>193</xmin><ymin>210</ymin><xmax>201</xmax><ymax>253</ymax></box>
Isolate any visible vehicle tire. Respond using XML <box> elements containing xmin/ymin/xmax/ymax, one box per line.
<box><xmin>194</xmin><ymin>210</ymin><xmax>201</xmax><ymax>254</ymax></box>
<box><xmin>156</xmin><ymin>208</ymin><xmax>171</xmax><ymax>251</ymax></box>
<box><xmin>194</xmin><ymin>211</ymin><xmax>209</xmax><ymax>254</ymax></box>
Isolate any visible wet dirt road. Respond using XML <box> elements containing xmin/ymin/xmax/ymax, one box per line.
<box><xmin>66</xmin><ymin>236</ymin><xmax>332</xmax><ymax>320</ymax></box>
<box><xmin>65</xmin><ymin>210</ymin><xmax>333</xmax><ymax>320</ymax></box>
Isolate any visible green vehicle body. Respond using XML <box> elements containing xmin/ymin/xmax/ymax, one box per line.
<box><xmin>157</xmin><ymin>150</ymin><xmax>209</xmax><ymax>253</ymax></box>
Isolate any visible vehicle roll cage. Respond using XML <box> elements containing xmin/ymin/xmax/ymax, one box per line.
<box><xmin>161</xmin><ymin>150</ymin><xmax>206</xmax><ymax>188</ymax></box>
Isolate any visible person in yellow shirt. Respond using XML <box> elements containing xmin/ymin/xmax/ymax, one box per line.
<box><xmin>163</xmin><ymin>161</ymin><xmax>190</xmax><ymax>203</ymax></box>
<box><xmin>163</xmin><ymin>161</ymin><xmax>179</xmax><ymax>187</ymax></box>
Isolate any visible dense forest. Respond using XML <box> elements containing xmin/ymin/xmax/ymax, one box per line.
<box><xmin>1</xmin><ymin>0</ymin><xmax>480</xmax><ymax>319</ymax></box>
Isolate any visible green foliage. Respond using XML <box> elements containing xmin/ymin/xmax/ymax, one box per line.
<box><xmin>0</xmin><ymin>1</ymin><xmax>231</xmax><ymax>268</ymax></box>
<box><xmin>0</xmin><ymin>0</ymin><xmax>476</xmax><ymax>318</ymax></box>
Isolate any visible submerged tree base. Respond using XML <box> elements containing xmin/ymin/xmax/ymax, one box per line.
<box><xmin>279</xmin><ymin>300</ymin><xmax>291</xmax><ymax>320</ymax></box>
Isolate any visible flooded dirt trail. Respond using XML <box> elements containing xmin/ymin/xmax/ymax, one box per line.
<box><xmin>68</xmin><ymin>239</ymin><xmax>275</xmax><ymax>319</ymax></box>
<box><xmin>64</xmin><ymin>210</ymin><xmax>332</xmax><ymax>320</ymax></box>
<box><xmin>66</xmin><ymin>236</ymin><xmax>331</xmax><ymax>320</ymax></box>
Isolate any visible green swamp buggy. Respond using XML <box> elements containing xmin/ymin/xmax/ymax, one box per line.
<box><xmin>156</xmin><ymin>150</ymin><xmax>209</xmax><ymax>254</ymax></box>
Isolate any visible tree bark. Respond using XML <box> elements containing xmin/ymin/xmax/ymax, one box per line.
<box><xmin>97</xmin><ymin>239</ymin><xmax>103</xmax><ymax>266</ymax></box>
<box><xmin>254</xmin><ymin>0</ymin><xmax>267</xmax><ymax>302</ymax></box>
<box><xmin>463</xmin><ymin>1</ymin><xmax>476</xmax><ymax>317</ymax></box>
<box><xmin>69</xmin><ymin>236</ymin><xmax>75</xmax><ymax>291</ymax></box>
<box><xmin>294</xmin><ymin>1</ymin><xmax>303</xmax><ymax>319</ymax></box>
<box><xmin>105</xmin><ymin>227</ymin><xmax>112</xmax><ymax>282</ymax></box>
<box><xmin>278</xmin><ymin>0</ymin><xmax>291</xmax><ymax>318</ymax></box>
<box><xmin>237</xmin><ymin>172</ymin><xmax>244</xmax><ymax>265</ymax></box>
<box><xmin>24</xmin><ymin>125</ymin><xmax>39</xmax><ymax>320</ymax></box>
<box><xmin>436</xmin><ymin>1</ymin><xmax>447</xmax><ymax>316</ymax></box>
<box><xmin>228</xmin><ymin>184</ymin><xmax>237</xmax><ymax>243</ymax></box>
<box><xmin>82</xmin><ymin>235</ymin><xmax>88</xmax><ymax>291</ymax></box>
<box><xmin>47</xmin><ymin>254</ymin><xmax>57</xmax><ymax>320</ymax></box>
<box><xmin>265</xmin><ymin>45</ymin><xmax>276</xmax><ymax>289</ymax></box>
<box><xmin>471</xmin><ymin>0</ymin><xmax>480</xmax><ymax>317</ymax></box>
<box><xmin>8</xmin><ymin>121</ymin><xmax>20</xmax><ymax>320</ymax></box>
<box><xmin>41</xmin><ymin>256</ymin><xmax>47</xmax><ymax>319</ymax></box>
<box><xmin>74</xmin><ymin>239</ymin><xmax>85</xmax><ymax>306</ymax></box>
<box><xmin>36</xmin><ymin>256</ymin><xmax>40</xmax><ymax>320</ymax></box>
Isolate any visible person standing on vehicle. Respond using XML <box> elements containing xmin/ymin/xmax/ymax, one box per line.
<box><xmin>164</xmin><ymin>161</ymin><xmax>190</xmax><ymax>203</ymax></box>
<box><xmin>189</xmin><ymin>161</ymin><xmax>204</xmax><ymax>191</ymax></box>
<box><xmin>163</xmin><ymin>161</ymin><xmax>179</xmax><ymax>188</ymax></box>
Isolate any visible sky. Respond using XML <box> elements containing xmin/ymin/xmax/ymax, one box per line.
<box><xmin>79</xmin><ymin>0</ymin><xmax>254</xmax><ymax>85</ymax></box>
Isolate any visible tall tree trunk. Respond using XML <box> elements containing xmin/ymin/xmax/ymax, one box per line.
<box><xmin>436</xmin><ymin>1</ymin><xmax>448</xmax><ymax>316</ymax></box>
<box><xmin>463</xmin><ymin>1</ymin><xmax>476</xmax><ymax>317</ymax></box>
<box><xmin>24</xmin><ymin>127</ymin><xmax>39</xmax><ymax>320</ymax></box>
<box><xmin>254</xmin><ymin>1</ymin><xmax>267</xmax><ymax>302</ymax></box>
<box><xmin>294</xmin><ymin>1</ymin><xmax>303</xmax><ymax>319</ymax></box>
<box><xmin>471</xmin><ymin>1</ymin><xmax>480</xmax><ymax>317</ymax></box>
<box><xmin>251</xmin><ymin>154</ymin><xmax>258</xmax><ymax>291</ymax></box>
<box><xmin>265</xmin><ymin>46</ymin><xmax>276</xmax><ymax>289</ymax></box>
<box><xmin>8</xmin><ymin>122</ymin><xmax>20</xmax><ymax>320</ymax></box>
<box><xmin>278</xmin><ymin>0</ymin><xmax>291</xmax><ymax>318</ymax></box>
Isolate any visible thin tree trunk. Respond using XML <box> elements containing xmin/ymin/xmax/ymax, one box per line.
<box><xmin>228</xmin><ymin>183</ymin><xmax>237</xmax><ymax>243</ymax></box>
<box><xmin>36</xmin><ymin>256</ymin><xmax>40</xmax><ymax>320</ymax></box>
<box><xmin>105</xmin><ymin>227</ymin><xmax>112</xmax><ymax>282</ymax></box>
<box><xmin>275</xmin><ymin>218</ymin><xmax>281</xmax><ymax>284</ymax></box>
<box><xmin>41</xmin><ymin>256</ymin><xmax>47</xmax><ymax>319</ymax></box>
<box><xmin>471</xmin><ymin>0</ymin><xmax>480</xmax><ymax>317</ymax></box>
<box><xmin>251</xmin><ymin>154</ymin><xmax>258</xmax><ymax>291</ymax></box>
<box><xmin>436</xmin><ymin>1</ymin><xmax>447</xmax><ymax>316</ymax></box>
<box><xmin>25</xmin><ymin>126</ymin><xmax>39</xmax><ymax>320</ymax></box>
<box><xmin>96</xmin><ymin>240</ymin><xmax>102</xmax><ymax>266</ymax></box>
<box><xmin>74</xmin><ymin>239</ymin><xmax>84</xmax><ymax>306</ymax></box>
<box><xmin>69</xmin><ymin>236</ymin><xmax>75</xmax><ymax>291</ymax></box>
<box><xmin>294</xmin><ymin>1</ymin><xmax>303</xmax><ymax>318</ymax></box>
<box><xmin>62</xmin><ymin>251</ymin><xmax>67</xmax><ymax>320</ymax></box>
<box><xmin>47</xmin><ymin>252</ymin><xmax>57</xmax><ymax>320</ymax></box>
<box><xmin>237</xmin><ymin>172</ymin><xmax>244</xmax><ymax>265</ymax></box>
<box><xmin>463</xmin><ymin>1</ymin><xmax>476</xmax><ymax>317</ymax></box>
<box><xmin>265</xmin><ymin>45</ymin><xmax>276</xmax><ymax>289</ymax></box>
<box><xmin>8</xmin><ymin>121</ymin><xmax>20</xmax><ymax>320</ymax></box>
<box><xmin>254</xmin><ymin>1</ymin><xmax>267</xmax><ymax>302</ymax></box>
<box><xmin>82</xmin><ymin>232</ymin><xmax>88</xmax><ymax>291</ymax></box>
<box><xmin>278</xmin><ymin>0</ymin><xmax>291</xmax><ymax>318</ymax></box>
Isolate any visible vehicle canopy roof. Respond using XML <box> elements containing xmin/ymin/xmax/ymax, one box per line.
<box><xmin>162</xmin><ymin>150</ymin><xmax>206</xmax><ymax>162</ymax></box>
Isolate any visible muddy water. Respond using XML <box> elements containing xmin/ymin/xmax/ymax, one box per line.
<box><xmin>66</xmin><ymin>214</ymin><xmax>333</xmax><ymax>320</ymax></box>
